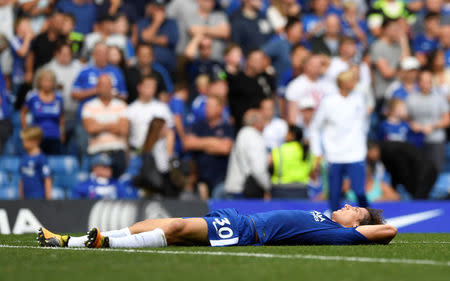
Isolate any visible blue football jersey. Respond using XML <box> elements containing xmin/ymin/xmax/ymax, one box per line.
<box><xmin>20</xmin><ymin>153</ymin><xmax>51</xmax><ymax>199</ymax></box>
<box><xmin>250</xmin><ymin>210</ymin><xmax>369</xmax><ymax>245</ymax></box>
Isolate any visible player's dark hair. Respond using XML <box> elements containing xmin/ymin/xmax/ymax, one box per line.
<box><xmin>360</xmin><ymin>208</ymin><xmax>385</xmax><ymax>225</ymax></box>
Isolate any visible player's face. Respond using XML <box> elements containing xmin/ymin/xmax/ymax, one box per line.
<box><xmin>332</xmin><ymin>204</ymin><xmax>368</xmax><ymax>228</ymax></box>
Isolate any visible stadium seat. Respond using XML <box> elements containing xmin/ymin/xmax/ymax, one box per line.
<box><xmin>48</xmin><ymin>156</ymin><xmax>80</xmax><ymax>192</ymax></box>
<box><xmin>51</xmin><ymin>186</ymin><xmax>66</xmax><ymax>200</ymax></box>
<box><xmin>0</xmin><ymin>156</ymin><xmax>21</xmax><ymax>174</ymax></box>
<box><xmin>0</xmin><ymin>185</ymin><xmax>19</xmax><ymax>199</ymax></box>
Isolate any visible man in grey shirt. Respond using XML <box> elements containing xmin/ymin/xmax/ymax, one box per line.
<box><xmin>406</xmin><ymin>70</ymin><xmax>450</xmax><ymax>173</ymax></box>
<box><xmin>173</xmin><ymin>0</ymin><xmax>230</xmax><ymax>61</ymax></box>
<box><xmin>370</xmin><ymin>18</ymin><xmax>409</xmax><ymax>106</ymax></box>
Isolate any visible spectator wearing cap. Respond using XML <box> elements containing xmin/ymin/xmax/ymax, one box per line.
<box><xmin>384</xmin><ymin>56</ymin><xmax>420</xmax><ymax>101</ymax></box>
<box><xmin>227</xmin><ymin>49</ymin><xmax>275</xmax><ymax>130</ymax></box>
<box><xmin>310</xmin><ymin>14</ymin><xmax>341</xmax><ymax>57</ymax></box>
<box><xmin>406</xmin><ymin>70</ymin><xmax>450</xmax><ymax>173</ymax></box>
<box><xmin>55</xmin><ymin>0</ymin><xmax>97</xmax><ymax>35</ymax></box>
<box><xmin>370</xmin><ymin>18</ymin><xmax>410</xmax><ymax>109</ymax></box>
<box><xmin>261</xmin><ymin>97</ymin><xmax>288</xmax><ymax>150</ymax></box>
<box><xmin>286</xmin><ymin>55</ymin><xmax>338</xmax><ymax>125</ymax></box>
<box><xmin>310</xmin><ymin>70</ymin><xmax>368</xmax><ymax>211</ymax></box>
<box><xmin>185</xmin><ymin>36</ymin><xmax>224</xmax><ymax>93</ymax></box>
<box><xmin>184</xmin><ymin>96</ymin><xmax>234</xmax><ymax>200</ymax></box>
<box><xmin>230</xmin><ymin>0</ymin><xmax>273</xmax><ymax>55</ymax></box>
<box><xmin>262</xmin><ymin>17</ymin><xmax>303</xmax><ymax>85</ymax></box>
<box><xmin>72</xmin><ymin>153</ymin><xmax>137</xmax><ymax>199</ymax></box>
<box><xmin>138</xmin><ymin>0</ymin><xmax>179</xmax><ymax>74</ymax></box>
<box><xmin>297</xmin><ymin>95</ymin><xmax>315</xmax><ymax>142</ymax></box>
<box><xmin>82</xmin><ymin>14</ymin><xmax>128</xmax><ymax>59</ymax></box>
<box><xmin>125</xmin><ymin>43</ymin><xmax>171</xmax><ymax>104</ymax></box>
<box><xmin>225</xmin><ymin>109</ymin><xmax>270</xmax><ymax>199</ymax></box>
<box><xmin>176</xmin><ymin>0</ymin><xmax>230</xmax><ymax>62</ymax></box>
<box><xmin>126</xmin><ymin>75</ymin><xmax>174</xmax><ymax>153</ymax></box>
<box><xmin>81</xmin><ymin>74</ymin><xmax>129</xmax><ymax>178</ymax></box>
<box><xmin>413</xmin><ymin>12</ymin><xmax>441</xmax><ymax>66</ymax></box>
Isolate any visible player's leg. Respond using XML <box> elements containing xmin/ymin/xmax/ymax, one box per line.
<box><xmin>86</xmin><ymin>218</ymin><xmax>209</xmax><ymax>248</ymax></box>
<box><xmin>348</xmin><ymin>161</ymin><xmax>368</xmax><ymax>208</ymax></box>
<box><xmin>38</xmin><ymin>227</ymin><xmax>132</xmax><ymax>247</ymax></box>
<box><xmin>328</xmin><ymin>163</ymin><xmax>345</xmax><ymax>211</ymax></box>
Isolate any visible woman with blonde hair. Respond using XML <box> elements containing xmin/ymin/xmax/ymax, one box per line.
<box><xmin>20</xmin><ymin>68</ymin><xmax>65</xmax><ymax>155</ymax></box>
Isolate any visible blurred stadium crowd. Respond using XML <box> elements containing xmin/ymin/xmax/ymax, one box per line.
<box><xmin>0</xmin><ymin>0</ymin><xmax>449</xmax><ymax>206</ymax></box>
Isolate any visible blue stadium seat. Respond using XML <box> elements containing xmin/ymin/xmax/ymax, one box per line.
<box><xmin>0</xmin><ymin>156</ymin><xmax>21</xmax><ymax>174</ymax></box>
<box><xmin>48</xmin><ymin>156</ymin><xmax>80</xmax><ymax>192</ymax></box>
<box><xmin>51</xmin><ymin>186</ymin><xmax>66</xmax><ymax>200</ymax></box>
<box><xmin>0</xmin><ymin>185</ymin><xmax>18</xmax><ymax>199</ymax></box>
<box><xmin>430</xmin><ymin>173</ymin><xmax>450</xmax><ymax>199</ymax></box>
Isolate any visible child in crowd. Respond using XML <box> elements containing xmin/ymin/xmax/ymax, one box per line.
<box><xmin>379</xmin><ymin>99</ymin><xmax>414</xmax><ymax>143</ymax></box>
<box><xmin>18</xmin><ymin>126</ymin><xmax>52</xmax><ymax>199</ymax></box>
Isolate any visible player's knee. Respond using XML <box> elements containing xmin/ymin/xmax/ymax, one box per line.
<box><xmin>164</xmin><ymin>219</ymin><xmax>186</xmax><ymax>244</ymax></box>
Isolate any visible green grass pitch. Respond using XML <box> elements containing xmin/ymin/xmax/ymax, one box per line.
<box><xmin>0</xmin><ymin>234</ymin><xmax>449</xmax><ymax>281</ymax></box>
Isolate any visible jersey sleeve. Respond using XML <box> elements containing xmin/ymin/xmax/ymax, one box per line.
<box><xmin>311</xmin><ymin>227</ymin><xmax>370</xmax><ymax>245</ymax></box>
<box><xmin>40</xmin><ymin>156</ymin><xmax>51</xmax><ymax>178</ymax></box>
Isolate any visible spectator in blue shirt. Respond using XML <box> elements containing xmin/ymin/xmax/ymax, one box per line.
<box><xmin>263</xmin><ymin>17</ymin><xmax>303</xmax><ymax>85</ymax></box>
<box><xmin>440</xmin><ymin>25</ymin><xmax>450</xmax><ymax>67</ymax></box>
<box><xmin>169</xmin><ymin>83</ymin><xmax>189</xmax><ymax>157</ymax></box>
<box><xmin>137</xmin><ymin>0</ymin><xmax>179</xmax><ymax>74</ymax></box>
<box><xmin>302</xmin><ymin>0</ymin><xmax>330</xmax><ymax>39</ymax></box>
<box><xmin>378</xmin><ymin>98</ymin><xmax>421</xmax><ymax>144</ymax></box>
<box><xmin>56</xmin><ymin>0</ymin><xmax>97</xmax><ymax>34</ymax></box>
<box><xmin>21</xmin><ymin>69</ymin><xmax>65</xmax><ymax>155</ymax></box>
<box><xmin>230</xmin><ymin>0</ymin><xmax>273</xmax><ymax>55</ymax></box>
<box><xmin>185</xmin><ymin>36</ymin><xmax>225</xmax><ymax>95</ymax></box>
<box><xmin>19</xmin><ymin>127</ymin><xmax>52</xmax><ymax>199</ymax></box>
<box><xmin>413</xmin><ymin>12</ymin><xmax>441</xmax><ymax>66</ymax></box>
<box><xmin>10</xmin><ymin>17</ymin><xmax>34</xmax><ymax>95</ymax></box>
<box><xmin>71</xmin><ymin>42</ymin><xmax>128</xmax><ymax>118</ymax></box>
<box><xmin>72</xmin><ymin>153</ymin><xmax>138</xmax><ymax>199</ymax></box>
<box><xmin>340</xmin><ymin>1</ymin><xmax>368</xmax><ymax>49</ymax></box>
<box><xmin>184</xmin><ymin>96</ymin><xmax>234</xmax><ymax>200</ymax></box>
<box><xmin>0</xmin><ymin>65</ymin><xmax>12</xmax><ymax>153</ymax></box>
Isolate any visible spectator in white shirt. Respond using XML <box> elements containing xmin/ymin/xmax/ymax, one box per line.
<box><xmin>225</xmin><ymin>109</ymin><xmax>271</xmax><ymax>199</ymax></box>
<box><xmin>126</xmin><ymin>75</ymin><xmax>174</xmax><ymax>152</ymax></box>
<box><xmin>309</xmin><ymin>70</ymin><xmax>368</xmax><ymax>211</ymax></box>
<box><xmin>261</xmin><ymin>97</ymin><xmax>288</xmax><ymax>150</ymax></box>
<box><xmin>286</xmin><ymin>55</ymin><xmax>338</xmax><ymax>125</ymax></box>
<box><xmin>82</xmin><ymin>74</ymin><xmax>129</xmax><ymax>178</ymax></box>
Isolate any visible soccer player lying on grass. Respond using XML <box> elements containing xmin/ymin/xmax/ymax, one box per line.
<box><xmin>38</xmin><ymin>204</ymin><xmax>397</xmax><ymax>248</ymax></box>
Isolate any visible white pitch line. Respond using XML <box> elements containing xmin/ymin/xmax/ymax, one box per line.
<box><xmin>0</xmin><ymin>245</ymin><xmax>449</xmax><ymax>267</ymax></box>
<box><xmin>392</xmin><ymin>241</ymin><xmax>450</xmax><ymax>244</ymax></box>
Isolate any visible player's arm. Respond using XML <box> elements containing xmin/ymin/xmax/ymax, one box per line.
<box><xmin>355</xmin><ymin>224</ymin><xmax>397</xmax><ymax>244</ymax></box>
<box><xmin>44</xmin><ymin>177</ymin><xmax>52</xmax><ymax>200</ymax></box>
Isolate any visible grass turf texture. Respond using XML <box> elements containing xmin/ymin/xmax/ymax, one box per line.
<box><xmin>0</xmin><ymin>234</ymin><xmax>449</xmax><ymax>281</ymax></box>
